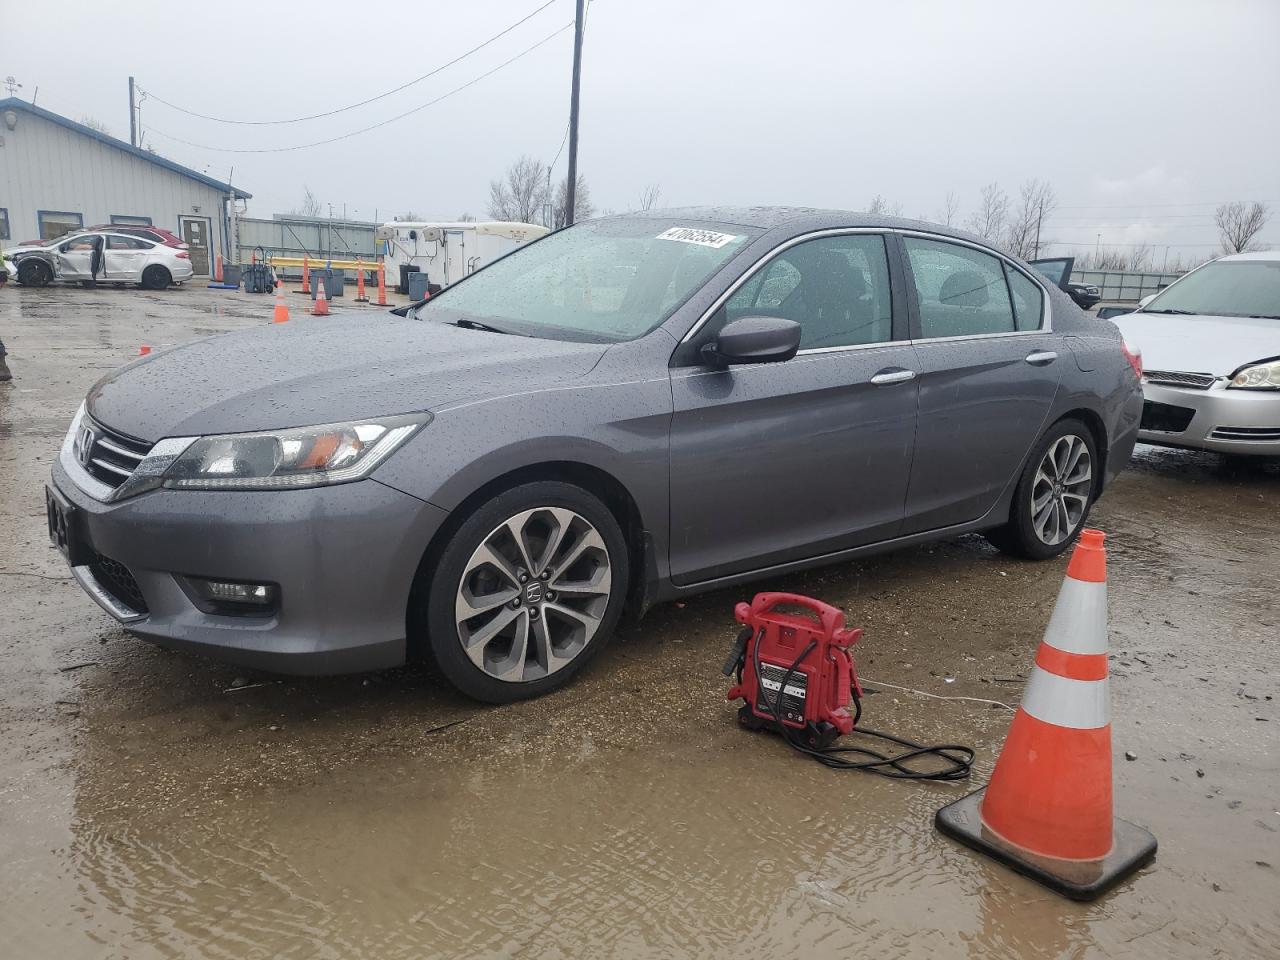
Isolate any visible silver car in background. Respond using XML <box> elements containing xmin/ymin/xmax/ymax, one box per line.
<box><xmin>4</xmin><ymin>230</ymin><xmax>195</xmax><ymax>289</ymax></box>
<box><xmin>1112</xmin><ymin>251</ymin><xmax>1280</xmax><ymax>457</ymax></box>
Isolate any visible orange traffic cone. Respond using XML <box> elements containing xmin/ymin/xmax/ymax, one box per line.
<box><xmin>935</xmin><ymin>530</ymin><xmax>1156</xmax><ymax>900</ymax></box>
<box><xmin>355</xmin><ymin>258</ymin><xmax>369</xmax><ymax>303</ymax></box>
<box><xmin>312</xmin><ymin>280</ymin><xmax>330</xmax><ymax>317</ymax></box>
<box><xmin>272</xmin><ymin>282</ymin><xmax>290</xmax><ymax>324</ymax></box>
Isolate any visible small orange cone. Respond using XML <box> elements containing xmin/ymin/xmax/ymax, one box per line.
<box><xmin>354</xmin><ymin>258</ymin><xmax>368</xmax><ymax>303</ymax></box>
<box><xmin>300</xmin><ymin>256</ymin><xmax>311</xmax><ymax>296</ymax></box>
<box><xmin>935</xmin><ymin>530</ymin><xmax>1156</xmax><ymax>900</ymax></box>
<box><xmin>139</xmin><ymin>345</ymin><xmax>152</xmax><ymax>356</ymax></box>
<box><xmin>272</xmin><ymin>282</ymin><xmax>290</xmax><ymax>324</ymax></box>
<box><xmin>312</xmin><ymin>281</ymin><xmax>330</xmax><ymax>317</ymax></box>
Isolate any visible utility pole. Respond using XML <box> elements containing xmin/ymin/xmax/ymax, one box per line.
<box><xmin>1033</xmin><ymin>199</ymin><xmax>1043</xmax><ymax>259</ymax></box>
<box><xmin>1095</xmin><ymin>232</ymin><xmax>1102</xmax><ymax>263</ymax></box>
<box><xmin>564</xmin><ymin>0</ymin><xmax>585</xmax><ymax>228</ymax></box>
<box><xmin>128</xmin><ymin>76</ymin><xmax>137</xmax><ymax>148</ymax></box>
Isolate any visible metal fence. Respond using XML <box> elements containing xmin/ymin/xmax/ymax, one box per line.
<box><xmin>234</xmin><ymin>215</ymin><xmax>378</xmax><ymax>277</ymax></box>
<box><xmin>1068</xmin><ymin>269</ymin><xmax>1183</xmax><ymax>302</ymax></box>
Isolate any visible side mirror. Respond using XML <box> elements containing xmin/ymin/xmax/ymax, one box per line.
<box><xmin>701</xmin><ymin>316</ymin><xmax>801</xmax><ymax>367</ymax></box>
<box><xmin>1137</xmin><ymin>294</ymin><xmax>1156</xmax><ymax>310</ymax></box>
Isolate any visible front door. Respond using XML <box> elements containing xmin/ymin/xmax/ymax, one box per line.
<box><xmin>444</xmin><ymin>230</ymin><xmax>467</xmax><ymax>285</ymax></box>
<box><xmin>668</xmin><ymin>232</ymin><xmax>918</xmax><ymax>585</ymax></box>
<box><xmin>898</xmin><ymin>235</ymin><xmax>1062</xmax><ymax>533</ymax></box>
<box><xmin>55</xmin><ymin>235</ymin><xmax>97</xmax><ymax>280</ymax></box>
<box><xmin>179</xmin><ymin>216</ymin><xmax>211</xmax><ymax>276</ymax></box>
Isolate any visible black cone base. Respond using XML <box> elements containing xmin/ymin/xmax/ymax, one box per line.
<box><xmin>935</xmin><ymin>788</ymin><xmax>1157</xmax><ymax>901</ymax></box>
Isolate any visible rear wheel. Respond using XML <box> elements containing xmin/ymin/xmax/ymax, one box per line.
<box><xmin>423</xmin><ymin>481</ymin><xmax>629</xmax><ymax>703</ymax></box>
<box><xmin>141</xmin><ymin>265</ymin><xmax>171</xmax><ymax>290</ymax></box>
<box><xmin>985</xmin><ymin>418</ymin><xmax>1098</xmax><ymax>560</ymax></box>
<box><xmin>16</xmin><ymin>259</ymin><xmax>52</xmax><ymax>286</ymax></box>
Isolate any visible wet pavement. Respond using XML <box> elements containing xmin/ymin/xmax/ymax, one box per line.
<box><xmin>1</xmin><ymin>284</ymin><xmax>1276</xmax><ymax>959</ymax></box>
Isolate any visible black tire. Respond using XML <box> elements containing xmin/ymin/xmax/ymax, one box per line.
<box><xmin>141</xmin><ymin>265</ymin><xmax>171</xmax><ymax>290</ymax></box>
<box><xmin>423</xmin><ymin>481</ymin><xmax>630</xmax><ymax>703</ymax></box>
<box><xmin>985</xmin><ymin>418</ymin><xmax>1099</xmax><ymax>560</ymax></box>
<box><xmin>16</xmin><ymin>259</ymin><xmax>52</xmax><ymax>287</ymax></box>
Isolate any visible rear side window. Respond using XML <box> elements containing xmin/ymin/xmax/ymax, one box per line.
<box><xmin>720</xmin><ymin>234</ymin><xmax>894</xmax><ymax>349</ymax></box>
<box><xmin>904</xmin><ymin>237</ymin><xmax>1016</xmax><ymax>338</ymax></box>
<box><xmin>107</xmin><ymin>234</ymin><xmax>153</xmax><ymax>250</ymax></box>
<box><xmin>1006</xmin><ymin>266</ymin><xmax>1045</xmax><ymax>331</ymax></box>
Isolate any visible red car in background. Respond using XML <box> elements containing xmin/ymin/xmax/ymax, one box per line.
<box><xmin>20</xmin><ymin>225</ymin><xmax>187</xmax><ymax>249</ymax></box>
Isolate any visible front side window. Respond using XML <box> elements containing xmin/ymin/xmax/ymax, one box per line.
<box><xmin>39</xmin><ymin>211</ymin><xmax>84</xmax><ymax>241</ymax></box>
<box><xmin>1006</xmin><ymin>266</ymin><xmax>1045</xmax><ymax>331</ymax></box>
<box><xmin>1143</xmin><ymin>259</ymin><xmax>1280</xmax><ymax>319</ymax></box>
<box><xmin>419</xmin><ymin>219</ymin><xmax>759</xmax><ymax>342</ymax></box>
<box><xmin>717</xmin><ymin>234</ymin><xmax>894</xmax><ymax>349</ymax></box>
<box><xmin>62</xmin><ymin>235</ymin><xmax>97</xmax><ymax>252</ymax></box>
<box><xmin>904</xmin><ymin>237</ymin><xmax>1016</xmax><ymax>338</ymax></box>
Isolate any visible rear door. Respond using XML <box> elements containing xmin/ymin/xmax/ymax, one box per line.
<box><xmin>899</xmin><ymin>234</ymin><xmax>1062</xmax><ymax>533</ymax></box>
<box><xmin>668</xmin><ymin>231</ymin><xmax>919</xmax><ymax>585</ymax></box>
<box><xmin>1029</xmin><ymin>256</ymin><xmax>1075</xmax><ymax>292</ymax></box>
<box><xmin>104</xmin><ymin>234</ymin><xmax>150</xmax><ymax>281</ymax></box>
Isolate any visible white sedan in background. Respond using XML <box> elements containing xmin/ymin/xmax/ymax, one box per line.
<box><xmin>1112</xmin><ymin>250</ymin><xmax>1280</xmax><ymax>457</ymax></box>
<box><xmin>3</xmin><ymin>230</ymin><xmax>195</xmax><ymax>290</ymax></box>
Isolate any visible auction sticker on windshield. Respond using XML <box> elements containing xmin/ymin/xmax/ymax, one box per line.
<box><xmin>656</xmin><ymin>227</ymin><xmax>740</xmax><ymax>249</ymax></box>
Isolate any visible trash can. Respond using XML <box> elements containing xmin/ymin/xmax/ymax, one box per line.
<box><xmin>407</xmin><ymin>271</ymin><xmax>431</xmax><ymax>301</ymax></box>
<box><xmin>310</xmin><ymin>268</ymin><xmax>345</xmax><ymax>299</ymax></box>
<box><xmin>398</xmin><ymin>264</ymin><xmax>420</xmax><ymax>295</ymax></box>
<box><xmin>222</xmin><ymin>265</ymin><xmax>243</xmax><ymax>288</ymax></box>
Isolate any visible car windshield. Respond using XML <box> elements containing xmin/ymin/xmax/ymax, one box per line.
<box><xmin>1144</xmin><ymin>259</ymin><xmax>1280</xmax><ymax>319</ymax></box>
<box><xmin>418</xmin><ymin>218</ymin><xmax>758</xmax><ymax>341</ymax></box>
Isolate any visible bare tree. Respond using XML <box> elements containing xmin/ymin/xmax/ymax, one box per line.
<box><xmin>937</xmin><ymin>191</ymin><xmax>960</xmax><ymax>228</ymax></box>
<box><xmin>487</xmin><ymin>156</ymin><xmax>549</xmax><ymax>224</ymax></box>
<box><xmin>397</xmin><ymin>210</ymin><xmax>425</xmax><ymax>221</ymax></box>
<box><xmin>1215</xmin><ymin>201</ymin><xmax>1270</xmax><ymax>254</ymax></box>
<box><xmin>1126</xmin><ymin>242</ymin><xmax>1152</xmax><ymax>272</ymax></box>
<box><xmin>867</xmin><ymin>195</ymin><xmax>903</xmax><ymax>217</ymax></box>
<box><xmin>291</xmin><ymin>186</ymin><xmax>323</xmax><ymax>218</ymax></box>
<box><xmin>78</xmin><ymin>115</ymin><xmax>112</xmax><ymax>135</ymax></box>
<box><xmin>457</xmin><ymin>212</ymin><xmax>476</xmax><ymax>222</ymax></box>
<box><xmin>966</xmin><ymin>182</ymin><xmax>1009</xmax><ymax>242</ymax></box>
<box><xmin>636</xmin><ymin>183</ymin><xmax>662</xmax><ymax>211</ymax></box>
<box><xmin>1004</xmin><ymin>179</ymin><xmax>1057</xmax><ymax>259</ymax></box>
<box><xmin>553</xmin><ymin>174</ymin><xmax>594</xmax><ymax>229</ymax></box>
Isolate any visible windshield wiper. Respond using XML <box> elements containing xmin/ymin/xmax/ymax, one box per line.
<box><xmin>1245</xmin><ymin>314</ymin><xmax>1280</xmax><ymax>320</ymax></box>
<box><xmin>453</xmin><ymin>318</ymin><xmax>514</xmax><ymax>335</ymax></box>
<box><xmin>1141</xmin><ymin>308</ymin><xmax>1196</xmax><ymax>315</ymax></box>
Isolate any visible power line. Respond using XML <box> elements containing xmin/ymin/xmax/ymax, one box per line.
<box><xmin>1056</xmin><ymin>198</ymin><xmax>1279</xmax><ymax>210</ymax></box>
<box><xmin>138</xmin><ymin>0</ymin><xmax>559</xmax><ymax>126</ymax></box>
<box><xmin>145</xmin><ymin>23</ymin><xmax>573</xmax><ymax>154</ymax></box>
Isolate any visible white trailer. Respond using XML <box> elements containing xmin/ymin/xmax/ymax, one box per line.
<box><xmin>375</xmin><ymin>220</ymin><xmax>548</xmax><ymax>290</ymax></box>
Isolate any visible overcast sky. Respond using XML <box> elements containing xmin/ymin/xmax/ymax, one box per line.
<box><xmin>6</xmin><ymin>0</ymin><xmax>1278</xmax><ymax>261</ymax></box>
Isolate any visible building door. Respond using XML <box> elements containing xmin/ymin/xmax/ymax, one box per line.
<box><xmin>179</xmin><ymin>216</ymin><xmax>212</xmax><ymax>276</ymax></box>
<box><xmin>443</xmin><ymin>230</ymin><xmax>466</xmax><ymax>285</ymax></box>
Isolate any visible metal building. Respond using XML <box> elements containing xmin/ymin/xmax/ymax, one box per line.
<box><xmin>0</xmin><ymin>98</ymin><xmax>250</xmax><ymax>277</ymax></box>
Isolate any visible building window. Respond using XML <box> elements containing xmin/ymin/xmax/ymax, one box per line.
<box><xmin>38</xmin><ymin>210</ymin><xmax>84</xmax><ymax>241</ymax></box>
<box><xmin>0</xmin><ymin>208</ymin><xmax>9</xmax><ymax>241</ymax></box>
<box><xmin>111</xmin><ymin>215</ymin><xmax>153</xmax><ymax>226</ymax></box>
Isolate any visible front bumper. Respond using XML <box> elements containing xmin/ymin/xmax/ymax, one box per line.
<box><xmin>51</xmin><ymin>457</ymin><xmax>449</xmax><ymax>674</ymax></box>
<box><xmin>1138</xmin><ymin>380</ymin><xmax>1280</xmax><ymax>455</ymax></box>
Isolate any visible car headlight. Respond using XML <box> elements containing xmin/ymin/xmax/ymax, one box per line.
<box><xmin>1228</xmin><ymin>359</ymin><xmax>1280</xmax><ymax>390</ymax></box>
<box><xmin>161</xmin><ymin>413</ymin><xmax>428</xmax><ymax>490</ymax></box>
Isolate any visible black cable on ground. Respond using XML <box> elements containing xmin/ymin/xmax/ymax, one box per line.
<box><xmin>752</xmin><ymin>631</ymin><xmax>975</xmax><ymax>782</ymax></box>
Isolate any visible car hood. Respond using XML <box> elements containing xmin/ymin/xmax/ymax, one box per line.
<box><xmin>1111</xmin><ymin>312</ymin><xmax>1280</xmax><ymax>376</ymax></box>
<box><xmin>87</xmin><ymin>316</ymin><xmax>609</xmax><ymax>441</ymax></box>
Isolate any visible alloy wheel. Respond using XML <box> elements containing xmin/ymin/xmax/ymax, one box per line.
<box><xmin>455</xmin><ymin>506</ymin><xmax>612</xmax><ymax>683</ymax></box>
<box><xmin>1030</xmin><ymin>434</ymin><xmax>1092</xmax><ymax>546</ymax></box>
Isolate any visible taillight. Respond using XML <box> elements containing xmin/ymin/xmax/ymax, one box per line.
<box><xmin>1121</xmin><ymin>338</ymin><xmax>1142</xmax><ymax>379</ymax></box>
<box><xmin>175</xmin><ymin>251</ymin><xmax>190</xmax><ymax>259</ymax></box>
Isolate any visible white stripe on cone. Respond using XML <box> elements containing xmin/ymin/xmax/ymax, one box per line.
<box><xmin>1041</xmin><ymin>577</ymin><xmax>1109</xmax><ymax>656</ymax></box>
<box><xmin>1020</xmin><ymin>667</ymin><xmax>1110</xmax><ymax>730</ymax></box>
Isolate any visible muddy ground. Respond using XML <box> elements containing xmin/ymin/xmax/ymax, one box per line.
<box><xmin>1</xmin><ymin>283</ymin><xmax>1276</xmax><ymax>959</ymax></box>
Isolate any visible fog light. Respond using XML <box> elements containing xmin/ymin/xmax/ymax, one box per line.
<box><xmin>184</xmin><ymin>576</ymin><xmax>278</xmax><ymax>615</ymax></box>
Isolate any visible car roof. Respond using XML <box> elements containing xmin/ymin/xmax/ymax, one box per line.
<box><xmin>597</xmin><ymin>205</ymin><xmax>995</xmax><ymax>247</ymax></box>
<box><xmin>1216</xmin><ymin>249</ymin><xmax>1280</xmax><ymax>263</ymax></box>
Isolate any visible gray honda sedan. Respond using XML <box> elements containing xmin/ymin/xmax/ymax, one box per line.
<box><xmin>48</xmin><ymin>208</ymin><xmax>1142</xmax><ymax>702</ymax></box>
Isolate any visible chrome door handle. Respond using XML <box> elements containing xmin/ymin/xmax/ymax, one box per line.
<box><xmin>1025</xmin><ymin>350</ymin><xmax>1058</xmax><ymax>366</ymax></box>
<box><xmin>870</xmin><ymin>369</ymin><xmax>917</xmax><ymax>386</ymax></box>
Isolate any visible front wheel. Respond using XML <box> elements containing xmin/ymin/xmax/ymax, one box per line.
<box><xmin>16</xmin><ymin>259</ymin><xmax>52</xmax><ymax>287</ymax></box>
<box><xmin>423</xmin><ymin>481</ymin><xmax>629</xmax><ymax>703</ymax></box>
<box><xmin>985</xmin><ymin>419</ymin><xmax>1098</xmax><ymax>560</ymax></box>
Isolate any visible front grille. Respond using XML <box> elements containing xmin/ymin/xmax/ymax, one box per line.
<box><xmin>1209</xmin><ymin>426</ymin><xmax>1280</xmax><ymax>442</ymax></box>
<box><xmin>1144</xmin><ymin>370</ymin><xmax>1216</xmax><ymax>390</ymax></box>
<box><xmin>82</xmin><ymin>418</ymin><xmax>153</xmax><ymax>490</ymax></box>
<box><xmin>1141</xmin><ymin>400</ymin><xmax>1196</xmax><ymax>433</ymax></box>
<box><xmin>88</xmin><ymin>551</ymin><xmax>149</xmax><ymax>614</ymax></box>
